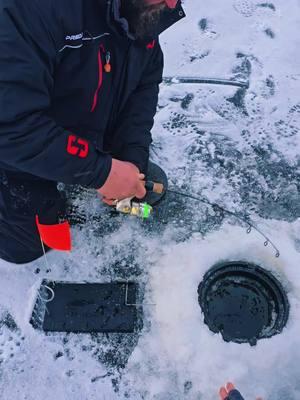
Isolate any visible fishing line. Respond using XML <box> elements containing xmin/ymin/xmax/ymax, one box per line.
<box><xmin>167</xmin><ymin>188</ymin><xmax>280</xmax><ymax>258</ymax></box>
<box><xmin>37</xmin><ymin>236</ymin><xmax>55</xmax><ymax>305</ymax></box>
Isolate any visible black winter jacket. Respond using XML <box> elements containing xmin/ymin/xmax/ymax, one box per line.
<box><xmin>0</xmin><ymin>0</ymin><xmax>185</xmax><ymax>188</ymax></box>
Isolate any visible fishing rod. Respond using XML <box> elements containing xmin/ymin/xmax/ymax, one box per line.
<box><xmin>114</xmin><ymin>181</ymin><xmax>280</xmax><ymax>258</ymax></box>
<box><xmin>167</xmin><ymin>188</ymin><xmax>280</xmax><ymax>258</ymax></box>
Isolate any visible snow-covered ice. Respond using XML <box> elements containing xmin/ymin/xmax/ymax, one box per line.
<box><xmin>0</xmin><ymin>0</ymin><xmax>299</xmax><ymax>399</ymax></box>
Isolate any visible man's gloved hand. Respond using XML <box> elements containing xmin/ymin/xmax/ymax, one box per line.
<box><xmin>98</xmin><ymin>159</ymin><xmax>146</xmax><ymax>205</ymax></box>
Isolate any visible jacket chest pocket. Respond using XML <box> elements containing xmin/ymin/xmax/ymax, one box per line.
<box><xmin>53</xmin><ymin>41</ymin><xmax>113</xmax><ymax>121</ymax></box>
<box><xmin>90</xmin><ymin>44</ymin><xmax>112</xmax><ymax>113</ymax></box>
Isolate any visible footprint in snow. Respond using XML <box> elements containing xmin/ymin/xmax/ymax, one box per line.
<box><xmin>0</xmin><ymin>312</ymin><xmax>24</xmax><ymax>367</ymax></box>
<box><xmin>233</xmin><ymin>0</ymin><xmax>257</xmax><ymax>17</ymax></box>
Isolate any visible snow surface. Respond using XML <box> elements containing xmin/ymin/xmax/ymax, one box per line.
<box><xmin>0</xmin><ymin>0</ymin><xmax>300</xmax><ymax>399</ymax></box>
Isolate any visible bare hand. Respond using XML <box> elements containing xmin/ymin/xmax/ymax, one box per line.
<box><xmin>98</xmin><ymin>159</ymin><xmax>146</xmax><ymax>204</ymax></box>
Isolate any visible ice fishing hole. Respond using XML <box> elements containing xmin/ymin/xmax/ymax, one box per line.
<box><xmin>198</xmin><ymin>261</ymin><xmax>289</xmax><ymax>345</ymax></box>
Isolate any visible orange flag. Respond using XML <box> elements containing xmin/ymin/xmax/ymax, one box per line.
<box><xmin>36</xmin><ymin>216</ymin><xmax>72</xmax><ymax>251</ymax></box>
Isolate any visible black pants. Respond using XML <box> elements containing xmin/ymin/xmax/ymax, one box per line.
<box><xmin>0</xmin><ymin>170</ymin><xmax>66</xmax><ymax>264</ymax></box>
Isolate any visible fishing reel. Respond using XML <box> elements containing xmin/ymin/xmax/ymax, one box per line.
<box><xmin>114</xmin><ymin>162</ymin><xmax>168</xmax><ymax>219</ymax></box>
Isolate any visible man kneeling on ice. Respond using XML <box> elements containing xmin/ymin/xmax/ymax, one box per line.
<box><xmin>0</xmin><ymin>0</ymin><xmax>185</xmax><ymax>263</ymax></box>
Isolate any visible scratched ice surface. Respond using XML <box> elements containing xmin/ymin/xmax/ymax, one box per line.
<box><xmin>0</xmin><ymin>1</ymin><xmax>299</xmax><ymax>399</ymax></box>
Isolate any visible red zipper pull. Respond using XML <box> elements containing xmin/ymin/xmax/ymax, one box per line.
<box><xmin>104</xmin><ymin>51</ymin><xmax>111</xmax><ymax>73</ymax></box>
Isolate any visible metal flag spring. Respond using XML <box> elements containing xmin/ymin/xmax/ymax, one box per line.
<box><xmin>38</xmin><ymin>235</ymin><xmax>56</xmax><ymax>306</ymax></box>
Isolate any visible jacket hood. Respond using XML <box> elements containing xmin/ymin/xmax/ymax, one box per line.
<box><xmin>106</xmin><ymin>0</ymin><xmax>186</xmax><ymax>42</ymax></box>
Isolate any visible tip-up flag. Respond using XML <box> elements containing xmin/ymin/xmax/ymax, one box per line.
<box><xmin>36</xmin><ymin>216</ymin><xmax>72</xmax><ymax>251</ymax></box>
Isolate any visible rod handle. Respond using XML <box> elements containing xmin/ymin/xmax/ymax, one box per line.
<box><xmin>144</xmin><ymin>181</ymin><xmax>164</xmax><ymax>194</ymax></box>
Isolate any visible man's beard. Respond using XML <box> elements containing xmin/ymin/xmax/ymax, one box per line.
<box><xmin>120</xmin><ymin>0</ymin><xmax>167</xmax><ymax>40</ymax></box>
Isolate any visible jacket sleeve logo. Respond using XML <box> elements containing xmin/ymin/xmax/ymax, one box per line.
<box><xmin>67</xmin><ymin>135</ymin><xmax>89</xmax><ymax>158</ymax></box>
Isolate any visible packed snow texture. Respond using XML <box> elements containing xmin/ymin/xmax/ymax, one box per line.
<box><xmin>0</xmin><ymin>0</ymin><xmax>300</xmax><ymax>399</ymax></box>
